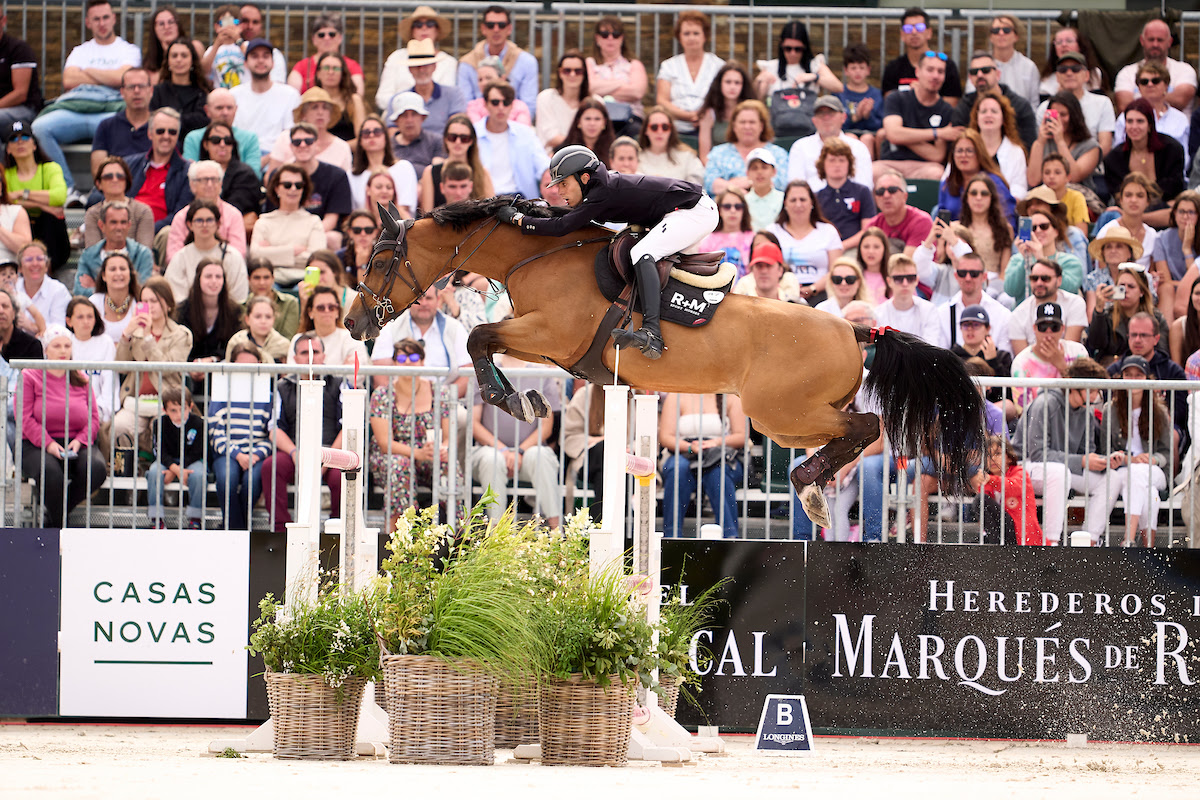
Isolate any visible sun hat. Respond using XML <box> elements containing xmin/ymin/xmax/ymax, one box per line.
<box><xmin>1087</xmin><ymin>225</ymin><xmax>1144</xmax><ymax>263</ymax></box>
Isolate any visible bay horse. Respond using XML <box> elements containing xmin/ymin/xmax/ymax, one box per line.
<box><xmin>345</xmin><ymin>198</ymin><xmax>983</xmax><ymax>528</ymax></box>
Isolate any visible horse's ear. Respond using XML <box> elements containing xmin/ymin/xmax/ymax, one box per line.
<box><xmin>377</xmin><ymin>202</ymin><xmax>400</xmax><ymax>238</ymax></box>
<box><xmin>387</xmin><ymin>201</ymin><xmax>401</xmax><ymax>222</ymax></box>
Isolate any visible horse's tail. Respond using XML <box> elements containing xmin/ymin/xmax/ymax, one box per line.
<box><xmin>851</xmin><ymin>324</ymin><xmax>984</xmax><ymax>495</ymax></box>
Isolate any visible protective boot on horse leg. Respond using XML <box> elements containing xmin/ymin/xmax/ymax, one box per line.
<box><xmin>495</xmin><ymin>144</ymin><xmax>718</xmax><ymax>361</ymax></box>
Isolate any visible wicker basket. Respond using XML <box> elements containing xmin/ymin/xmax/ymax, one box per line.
<box><xmin>383</xmin><ymin>654</ymin><xmax>498</xmax><ymax>765</ymax></box>
<box><xmin>538</xmin><ymin>674</ymin><xmax>634</xmax><ymax>767</ymax></box>
<box><xmin>265</xmin><ymin>671</ymin><xmax>367</xmax><ymax>760</ymax></box>
<box><xmin>494</xmin><ymin>673</ymin><xmax>540</xmax><ymax>749</ymax></box>
<box><xmin>657</xmin><ymin>674</ymin><xmax>681</xmax><ymax>718</ymax></box>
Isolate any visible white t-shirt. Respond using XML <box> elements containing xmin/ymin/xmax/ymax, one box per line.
<box><xmin>1008</xmin><ymin>289</ymin><xmax>1088</xmax><ymax>346</ymax></box>
<box><xmin>1096</xmin><ymin>218</ymin><xmax>1157</xmax><ymax>270</ymax></box>
<box><xmin>286</xmin><ymin>327</ymin><xmax>368</xmax><ymax>368</ymax></box>
<box><xmin>995</xmin><ymin>51</ymin><xmax>1041</xmax><ymax>110</ymax></box>
<box><xmin>1115</xmin><ymin>57</ymin><xmax>1199</xmax><ymax>114</ymax></box>
<box><xmin>755</xmin><ymin>54</ymin><xmax>828</xmax><ymax>95</ymax></box>
<box><xmin>71</xmin><ymin>333</ymin><xmax>117</xmax><ymax>421</ymax></box>
<box><xmin>487</xmin><ymin>131</ymin><xmax>515</xmax><ymax>194</ymax></box>
<box><xmin>64</xmin><ymin>37</ymin><xmax>141</xmax><ymax>72</ymax></box>
<box><xmin>1036</xmin><ymin>93</ymin><xmax>1117</xmax><ymax>143</ymax></box>
<box><xmin>872</xmin><ymin>296</ymin><xmax>942</xmax><ymax>344</ymax></box>
<box><xmin>765</xmin><ymin>222</ymin><xmax>842</xmax><ymax>285</ymax></box>
<box><xmin>374</xmin><ymin>311</ymin><xmax>471</xmax><ymax>377</ymax></box>
<box><xmin>348</xmin><ymin>161</ymin><xmax>419</xmax><ymax>212</ymax></box>
<box><xmin>205</xmin><ymin>43</ymin><xmax>287</xmax><ymax>89</ymax></box>
<box><xmin>230</xmin><ymin>82</ymin><xmax>302</xmax><ymax>157</ymax></box>
<box><xmin>787</xmin><ymin>132</ymin><xmax>873</xmax><ymax>191</ymax></box>
<box><xmin>994</xmin><ymin>137</ymin><xmax>1028</xmax><ymax>201</ymax></box>
<box><xmin>813</xmin><ymin>297</ymin><xmax>847</xmax><ymax>317</ymax></box>
<box><xmin>657</xmin><ymin>52</ymin><xmax>725</xmax><ymax>133</ymax></box>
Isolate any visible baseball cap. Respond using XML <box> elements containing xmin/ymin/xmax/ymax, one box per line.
<box><xmin>813</xmin><ymin>96</ymin><xmax>846</xmax><ymax>114</ymax></box>
<box><xmin>3</xmin><ymin>120</ymin><xmax>32</xmax><ymax>143</ymax></box>
<box><xmin>749</xmin><ymin>243</ymin><xmax>784</xmax><ymax>267</ymax></box>
<box><xmin>1035</xmin><ymin>302</ymin><xmax>1063</xmax><ymax>323</ymax></box>
<box><xmin>245</xmin><ymin>37</ymin><xmax>274</xmax><ymax>55</ymax></box>
<box><xmin>387</xmin><ymin>92</ymin><xmax>429</xmax><ymax>123</ymax></box>
<box><xmin>1119</xmin><ymin>354</ymin><xmax>1151</xmax><ymax>375</ymax></box>
<box><xmin>1057</xmin><ymin>51</ymin><xmax>1086</xmax><ymax>66</ymax></box>
<box><xmin>745</xmin><ymin>147</ymin><xmax>777</xmax><ymax>168</ymax></box>
<box><xmin>960</xmin><ymin>305</ymin><xmax>990</xmax><ymax>326</ymax></box>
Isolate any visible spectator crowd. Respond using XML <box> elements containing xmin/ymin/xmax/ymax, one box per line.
<box><xmin>2</xmin><ymin>2</ymin><xmax>1200</xmax><ymax>545</ymax></box>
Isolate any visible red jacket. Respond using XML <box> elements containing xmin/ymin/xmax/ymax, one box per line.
<box><xmin>983</xmin><ymin>465</ymin><xmax>1044</xmax><ymax>546</ymax></box>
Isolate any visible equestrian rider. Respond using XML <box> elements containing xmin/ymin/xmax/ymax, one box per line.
<box><xmin>496</xmin><ymin>145</ymin><xmax>718</xmax><ymax>359</ymax></box>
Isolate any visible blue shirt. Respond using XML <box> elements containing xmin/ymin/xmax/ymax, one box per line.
<box><xmin>703</xmin><ymin>142</ymin><xmax>788</xmax><ymax>195</ymax></box>
<box><xmin>458</xmin><ymin>43</ymin><xmax>539</xmax><ymax>116</ymax></box>
<box><xmin>388</xmin><ymin>84</ymin><xmax>466</xmax><ymax>143</ymax></box>
<box><xmin>182</xmin><ymin>126</ymin><xmax>263</xmax><ymax>178</ymax></box>
<box><xmin>837</xmin><ymin>86</ymin><xmax>884</xmax><ymax>133</ymax></box>
<box><xmin>74</xmin><ymin>238</ymin><xmax>155</xmax><ymax>297</ymax></box>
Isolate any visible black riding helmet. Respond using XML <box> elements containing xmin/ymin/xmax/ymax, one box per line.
<box><xmin>546</xmin><ymin>145</ymin><xmax>601</xmax><ymax>192</ymax></box>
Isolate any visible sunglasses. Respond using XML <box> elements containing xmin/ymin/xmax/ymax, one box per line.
<box><xmin>1028</xmin><ymin>274</ymin><xmax>1056</xmax><ymax>283</ymax></box>
<box><xmin>360</xmin><ymin>128</ymin><xmax>385</xmax><ymax>138</ymax></box>
<box><xmin>190</xmin><ymin>216</ymin><xmax>217</xmax><ymax>225</ymax></box>
<box><xmin>924</xmin><ymin>50</ymin><xmax>947</xmax><ymax>61</ymax></box>
<box><xmin>990</xmin><ymin>26</ymin><xmax>1013</xmax><ymax>35</ymax></box>
<box><xmin>482</xmin><ymin>21</ymin><xmax>509</xmax><ymax>30</ymax></box>
<box><xmin>412</xmin><ymin>20</ymin><xmax>438</xmax><ymax>29</ymax></box>
<box><xmin>100</xmin><ymin>171</ymin><xmax>125</xmax><ymax>181</ymax></box>
<box><xmin>488</xmin><ymin>98</ymin><xmax>513</xmax><ymax>107</ymax></box>
<box><xmin>955</xmin><ymin>269</ymin><xmax>982</xmax><ymax>278</ymax></box>
<box><xmin>312</xmin><ymin>303</ymin><xmax>339</xmax><ymax>313</ymax></box>
<box><xmin>1137</xmin><ymin>77</ymin><xmax>1164</xmax><ymax>86</ymax></box>
<box><xmin>314</xmin><ymin>30</ymin><xmax>339</xmax><ymax>39</ymax></box>
<box><xmin>901</xmin><ymin>23</ymin><xmax>927</xmax><ymax>34</ymax></box>
<box><xmin>830</xmin><ymin>274</ymin><xmax>859</xmax><ymax>286</ymax></box>
<box><xmin>350</xmin><ymin>225</ymin><xmax>376</xmax><ymax>235</ymax></box>
<box><xmin>719</xmin><ymin>202</ymin><xmax>744</xmax><ymax>211</ymax></box>
<box><xmin>278</xmin><ymin>180</ymin><xmax>303</xmax><ymax>190</ymax></box>
<box><xmin>206</xmin><ymin>135</ymin><xmax>235</xmax><ymax>146</ymax></box>
<box><xmin>1035</xmin><ymin>321</ymin><xmax>1063</xmax><ymax>332</ymax></box>
<box><xmin>967</xmin><ymin>66</ymin><xmax>995</xmax><ymax>76</ymax></box>
<box><xmin>1056</xmin><ymin>63</ymin><xmax>1085</xmax><ymax>74</ymax></box>
<box><xmin>445</xmin><ymin>132</ymin><xmax>473</xmax><ymax>143</ymax></box>
<box><xmin>647</xmin><ymin>123</ymin><xmax>672</xmax><ymax>133</ymax></box>
<box><xmin>154</xmin><ymin>127</ymin><xmax>179</xmax><ymax>136</ymax></box>
<box><xmin>890</xmin><ymin>274</ymin><xmax>918</xmax><ymax>284</ymax></box>
<box><xmin>291</xmin><ymin>136</ymin><xmax>316</xmax><ymax>147</ymax></box>
<box><xmin>967</xmin><ymin>189</ymin><xmax>991</xmax><ymax>197</ymax></box>
<box><xmin>874</xmin><ymin>185</ymin><xmax>904</xmax><ymax>196</ymax></box>
<box><xmin>395</xmin><ymin>352</ymin><xmax>422</xmax><ymax>364</ymax></box>
<box><xmin>560</xmin><ymin>67</ymin><xmax>585</xmax><ymax>76</ymax></box>
<box><xmin>782</xmin><ymin>46</ymin><xmax>804</xmax><ymax>54</ymax></box>
<box><xmin>8</xmin><ymin>133</ymin><xmax>32</xmax><ymax>143</ymax></box>
<box><xmin>595</xmin><ymin>29</ymin><xmax>620</xmax><ymax>39</ymax></box>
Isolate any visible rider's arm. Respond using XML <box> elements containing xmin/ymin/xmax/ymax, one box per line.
<box><xmin>517</xmin><ymin>202</ymin><xmax>599</xmax><ymax>237</ymax></box>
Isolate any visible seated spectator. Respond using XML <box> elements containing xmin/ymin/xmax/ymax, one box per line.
<box><xmin>695</xmin><ymin>61</ymin><xmax>754</xmax><ymax>162</ymax></box>
<box><xmin>0</xmin><ymin>283</ymin><xmax>39</xmax><ymax>363</ymax></box>
<box><xmin>150</xmin><ymin>39</ymin><xmax>211</xmax><ymax>138</ymax></box>
<box><xmin>1008</xmin><ymin>257</ymin><xmax>1086</xmax><ymax>353</ymax></box>
<box><xmin>311</xmin><ymin>53</ymin><xmax>365</xmax><ymax>142</ymax></box>
<box><xmin>1101</xmin><ymin>354</ymin><xmax>1173</xmax><ymax>547</ymax></box>
<box><xmin>958</xmin><ymin>175</ymin><xmax>1014</xmax><ymax>287</ymax></box>
<box><xmin>1011</xmin><ymin>356</ymin><xmax>1113</xmax><ymax>546</ymax></box>
<box><xmin>743</xmin><ymin>148</ymin><xmax>783</xmax><ymax>232</ymax></box>
<box><xmin>194</xmin><ymin>123</ymin><xmax>261</xmax><ymax>238</ymax></box>
<box><xmin>417</xmin><ymin>114</ymin><xmax>493</xmax><ymax>212</ymax></box>
<box><xmin>940</xmin><ymin>252</ymin><xmax>1013</xmax><ymax>353</ymax></box>
<box><xmin>463</xmin><ymin>57</ymin><xmax>532</xmax><ymax>126</ymax></box>
<box><xmin>165</xmin><ymin>200</ymin><xmax>248</xmax><ymax>304</ymax></box>
<box><xmin>165</xmin><ymin>161</ymin><xmax>247</xmax><ymax>264</ymax></box>
<box><xmin>1105</xmin><ymin>311</ymin><xmax>1188</xmax><ymax>445</ymax></box>
<box><xmin>1095</xmin><ymin>174</ymin><xmax>1160</xmax><ymax>274</ymax></box>
<box><xmin>1171</xmin><ymin>277</ymin><xmax>1200</xmax><ymax>368</ymax></box>
<box><xmin>182</xmin><ymin>89</ymin><xmax>263</xmax><ymax>178</ymax></box>
<box><xmin>4</xmin><ymin>121</ymin><xmax>69</xmax><ymax>270</ymax></box>
<box><xmin>229</xmin><ymin>38</ymin><xmax>300</xmax><ymax>167</ymax></box>
<box><xmin>700</xmin><ymin>188</ymin><xmax>754</xmax><ymax>275</ymax></box>
<box><xmin>767</xmin><ymin>180</ymin><xmax>842</xmax><ymax>302</ymax></box>
<box><xmin>655</xmin><ymin>10</ymin><xmax>724</xmax><ymax>136</ymax></box>
<box><xmin>587</xmin><ymin>15</ymin><xmax>648</xmax><ymax>140</ymax></box>
<box><xmin>261</xmin><ymin>333</ymin><xmax>344</xmax><ymax>532</ymax></box>
<box><xmin>176</xmin><ymin>258</ymin><xmax>244</xmax><ymax>383</ymax></box>
<box><xmin>111</xmin><ymin>276</ymin><xmax>192</xmax><ymax>453</ymax></box>
<box><xmin>297</xmin><ymin>249</ymin><xmax>356</xmax><ymax>324</ymax></box>
<box><xmin>474</xmin><ymin>83</ymin><xmax>548</xmax><ymax>200</ymax></box>
<box><xmin>1155</xmin><ymin>194</ymin><xmax>1200</xmax><ymax>307</ymax></box>
<box><xmin>245</xmin><ymin>257</ymin><xmax>299</xmax><ymax>340</ymax></box>
<box><xmin>1028</xmin><ymin>90</ymin><xmax>1102</xmax><ymax>193</ymax></box>
<box><xmin>968</xmin><ymin>90</ymin><xmax>1029</xmax><ymax>199</ymax></box>
<box><xmin>287</xmin><ymin>285</ymin><xmax>368</xmax><ymax>367</ymax></box>
<box><xmin>1114</xmin><ymin>19</ymin><xmax>1196</xmax><ymax>115</ymax></box>
<box><xmin>359</xmin><ymin>169</ymin><xmax>402</xmax><ymax>229</ymax></box>
<box><xmin>1039</xmin><ymin>51</ymin><xmax>1115</xmax><ymax>155</ymax></box>
<box><xmin>124</xmin><ymin>108</ymin><xmax>195</xmax><ymax>233</ymax></box>
<box><xmin>1114</xmin><ymin>62</ymin><xmax>1190</xmax><ymax>167</ymax></box>
<box><xmin>0</xmin><ymin>255</ymin><xmax>38</xmax><ymax>336</ymax></box>
<box><xmin>227</xmin><ymin>295</ymin><xmax>287</xmax><ymax>363</ymax></box>
<box><xmin>882</xmin><ymin>8</ymin><xmax>963</xmax><ymax>102</ymax></box>
<box><xmin>561</xmin><ymin>98</ymin><xmax>616</xmax><ymax>166</ymax></box>
<box><xmin>89</xmin><ymin>68</ymin><xmax>151</xmax><ymax>186</ymax></box>
<box><xmin>1038</xmin><ymin>26</ymin><xmax>1106</xmax><ymax>98</ymax></box>
<box><xmin>951</xmin><ymin>307</ymin><xmax>1013</xmax><ymax>412</ymax></box>
<box><xmin>875</xmin><ymin>51</ymin><xmax>958</xmax><ymax>181</ymax></box>
<box><xmin>855</xmin><ymin>226</ymin><xmax>891</xmax><ymax>303</ymax></box>
<box><xmin>731</xmin><ymin>242</ymin><xmax>803</xmax><ymax>303</ymax></box>
<box><xmin>20</xmin><ymin>324</ymin><xmax>106</xmax><ymax>528</ymax></box>
<box><xmin>457</xmin><ymin>6</ymin><xmax>538</xmax><ymax>110</ymax></box>
<box><xmin>1104</xmin><ymin>99</ymin><xmax>1186</xmax><ymax>224</ymax></box>
<box><xmin>1086</xmin><ymin>264</ymin><xmax>1167</xmax><ymax>365</ymax></box>
<box><xmin>1086</xmin><ymin>226</ymin><xmax>1148</xmax><ymax>324</ymax></box>
<box><xmin>1011</xmin><ymin>301</ymin><xmax>1089</xmax><ymax>411</ymax></box>
<box><xmin>88</xmin><ymin>252</ymin><xmax>139</xmax><ymax>342</ymax></box>
<box><xmin>837</xmin><ymin>43</ymin><xmax>884</xmax><ymax>156</ymax></box>
<box><xmin>938</xmin><ymin>129</ymin><xmax>1016</xmax><ymax>225</ymax></box>
<box><xmin>438</xmin><ymin>162</ymin><xmax>477</xmax><ymax>208</ymax></box>
<box><xmin>15</xmin><ymin>241</ymin><xmax>68</xmax><ymax>329</ymax></box>
<box><xmin>66</xmin><ymin>297</ymin><xmax>116</xmax><ymax>421</ymax></box>
<box><xmin>267</xmin><ymin>89</ymin><xmax>353</xmax><ymax>173</ymax></box>
<box><xmin>955</xmin><ymin>55</ymin><xmax>1037</xmax><ymax>152</ymax></box>
<box><xmin>75</xmin><ymin>199</ymin><xmax>154</xmax><ymax>297</ymax></box>
<box><xmin>0</xmin><ymin>7</ymin><xmax>44</xmax><ymax>129</ymax></box>
<box><xmin>145</xmin><ymin>385</ymin><xmax>208</xmax><ymax>529</ymax></box>
<box><xmin>1018</xmin><ymin>185</ymin><xmax>1089</xmax><ymax>268</ymax></box>
<box><xmin>659</xmin><ymin>392</ymin><xmax>745</xmax><ymax>539</ymax></box>
<box><xmin>788</xmin><ymin>96</ymin><xmax>873</xmax><ymax>191</ymax></box>
<box><xmin>980</xmin><ymin>434</ymin><xmax>1043</xmax><ymax>545</ymax></box>
<box><xmin>1005</xmin><ymin>209</ymin><xmax>1084</xmax><ymax>304</ymax></box>
<box><xmin>872</xmin><ymin>253</ymin><xmax>940</xmax><ymax>342</ymax></box>
<box><xmin>537</xmin><ymin>50</ymin><xmax>596</xmax><ymax>151</ymax></box>
<box><xmin>202</xmin><ymin>3</ymin><xmax>286</xmax><ymax>89</ymax></box>
<box><xmin>813</xmin><ymin>139</ymin><xmax>875</xmax><ymax>245</ymax></box>
<box><xmin>858</xmin><ymin>168</ymin><xmax>933</xmax><ymax>255</ymax></box>
<box><xmin>914</xmin><ymin>219</ymin><xmax>974</xmax><ymax>306</ymax></box>
<box><xmin>376</xmin><ymin>6</ymin><xmax>458</xmax><ymax>112</ymax></box>
<box><xmin>753</xmin><ymin>20</ymin><xmax>842</xmax><ymax>98</ymax></box>
<box><xmin>83</xmin><ymin>157</ymin><xmax>155</xmax><ymax>249</ymax></box>
<box><xmin>350</xmin><ymin>114</ymin><xmax>418</xmax><ymax>216</ymax></box>
<box><xmin>287</xmin><ymin>13</ymin><xmax>364</xmax><ymax>95</ymax></box>
<box><xmin>982</xmin><ymin>15</ymin><xmax>1040</xmax><ymax>108</ymax></box>
<box><xmin>208</xmin><ymin>340</ymin><xmax>272</xmax><ymax>529</ymax></box>
<box><xmin>637</xmin><ymin>106</ymin><xmax>703</xmax><ymax>185</ymax></box>
<box><xmin>338</xmin><ymin>211</ymin><xmax>376</xmax><ymax>285</ymax></box>
<box><xmin>814</xmin><ymin>257</ymin><xmax>868</xmax><ymax>317</ymax></box>
<box><xmin>372</xmin><ymin>284</ymin><xmax>471</xmax><ymax>398</ymax></box>
<box><xmin>1037</xmin><ymin>154</ymin><xmax>1088</xmax><ymax>234</ymax></box>
<box><xmin>609</xmin><ymin>137</ymin><xmax>640</xmax><ymax>174</ymax></box>
<box><xmin>705</xmin><ymin>100</ymin><xmax>788</xmax><ymax>195</ymax></box>
<box><xmin>390</xmin><ymin>40</ymin><xmax>465</xmax><ymax>141</ymax></box>
<box><xmin>250</xmin><ymin>164</ymin><xmax>326</xmax><ymax>284</ymax></box>
<box><xmin>0</xmin><ymin>178</ymin><xmax>32</xmax><ymax>265</ymax></box>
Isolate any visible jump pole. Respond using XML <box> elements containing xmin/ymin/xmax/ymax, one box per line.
<box><xmin>208</xmin><ymin>380</ymin><xmax>386</xmax><ymax>755</ymax></box>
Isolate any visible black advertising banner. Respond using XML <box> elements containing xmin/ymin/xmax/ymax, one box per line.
<box><xmin>0</xmin><ymin>529</ymin><xmax>61</xmax><ymax>717</ymax></box>
<box><xmin>663</xmin><ymin>541</ymin><xmax>1200</xmax><ymax>741</ymax></box>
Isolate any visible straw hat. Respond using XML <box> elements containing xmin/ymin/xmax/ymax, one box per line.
<box><xmin>405</xmin><ymin>38</ymin><xmax>437</xmax><ymax>67</ymax></box>
<box><xmin>399</xmin><ymin>5</ymin><xmax>449</xmax><ymax>40</ymax></box>
<box><xmin>1087</xmin><ymin>225</ymin><xmax>1144</xmax><ymax>263</ymax></box>
<box><xmin>1016</xmin><ymin>185</ymin><xmax>1063</xmax><ymax>216</ymax></box>
<box><xmin>294</xmin><ymin>86</ymin><xmax>343</xmax><ymax>122</ymax></box>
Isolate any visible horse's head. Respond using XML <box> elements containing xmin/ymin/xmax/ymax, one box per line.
<box><xmin>346</xmin><ymin>202</ymin><xmax>422</xmax><ymax>340</ymax></box>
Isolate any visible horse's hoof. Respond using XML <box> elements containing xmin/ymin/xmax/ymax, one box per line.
<box><xmin>526</xmin><ymin>389</ymin><xmax>551</xmax><ymax>418</ymax></box>
<box><xmin>799</xmin><ymin>485</ymin><xmax>833</xmax><ymax>530</ymax></box>
<box><xmin>506</xmin><ymin>393</ymin><xmax>534</xmax><ymax>422</ymax></box>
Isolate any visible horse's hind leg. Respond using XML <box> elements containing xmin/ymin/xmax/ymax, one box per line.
<box><xmin>467</xmin><ymin>320</ymin><xmax>552</xmax><ymax>422</ymax></box>
<box><xmin>787</xmin><ymin>412</ymin><xmax>880</xmax><ymax>529</ymax></box>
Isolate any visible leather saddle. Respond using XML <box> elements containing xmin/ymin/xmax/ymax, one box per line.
<box><xmin>607</xmin><ymin>227</ymin><xmax>726</xmax><ymax>286</ymax></box>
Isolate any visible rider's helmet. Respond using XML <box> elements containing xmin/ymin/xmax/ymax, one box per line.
<box><xmin>546</xmin><ymin>145</ymin><xmax>601</xmax><ymax>189</ymax></box>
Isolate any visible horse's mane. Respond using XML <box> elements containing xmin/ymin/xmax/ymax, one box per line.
<box><xmin>423</xmin><ymin>195</ymin><xmax>564</xmax><ymax>231</ymax></box>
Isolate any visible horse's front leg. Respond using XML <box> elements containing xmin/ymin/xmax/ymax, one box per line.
<box><xmin>467</xmin><ymin>322</ymin><xmax>545</xmax><ymax>422</ymax></box>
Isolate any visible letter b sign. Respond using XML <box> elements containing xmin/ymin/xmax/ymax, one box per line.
<box><xmin>755</xmin><ymin>695</ymin><xmax>815</xmax><ymax>757</ymax></box>
<box><xmin>776</xmin><ymin>703</ymin><xmax>793</xmax><ymax>726</ymax></box>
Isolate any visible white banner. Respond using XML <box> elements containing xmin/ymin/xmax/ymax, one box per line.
<box><xmin>59</xmin><ymin>530</ymin><xmax>250</xmax><ymax>718</ymax></box>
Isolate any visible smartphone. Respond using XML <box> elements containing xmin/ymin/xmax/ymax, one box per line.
<box><xmin>1017</xmin><ymin>216</ymin><xmax>1032</xmax><ymax>242</ymax></box>
<box><xmin>936</xmin><ymin>208</ymin><xmax>953</xmax><ymax>225</ymax></box>
<box><xmin>1046</xmin><ymin>109</ymin><xmax>1059</xmax><ymax>121</ymax></box>
<box><xmin>303</xmin><ymin>265</ymin><xmax>321</xmax><ymax>287</ymax></box>
<box><xmin>135</xmin><ymin>301</ymin><xmax>150</xmax><ymax>316</ymax></box>
<box><xmin>1113</xmin><ymin>284</ymin><xmax>1126</xmax><ymax>300</ymax></box>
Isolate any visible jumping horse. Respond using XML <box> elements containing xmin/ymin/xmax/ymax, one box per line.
<box><xmin>345</xmin><ymin>198</ymin><xmax>983</xmax><ymax>528</ymax></box>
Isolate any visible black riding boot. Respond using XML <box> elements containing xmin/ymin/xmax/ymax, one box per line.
<box><xmin>611</xmin><ymin>254</ymin><xmax>665</xmax><ymax>359</ymax></box>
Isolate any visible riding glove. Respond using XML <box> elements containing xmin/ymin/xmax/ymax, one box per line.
<box><xmin>496</xmin><ymin>206</ymin><xmax>524</xmax><ymax>226</ymax></box>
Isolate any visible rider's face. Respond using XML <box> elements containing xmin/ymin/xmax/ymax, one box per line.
<box><xmin>559</xmin><ymin>174</ymin><xmax>585</xmax><ymax>207</ymax></box>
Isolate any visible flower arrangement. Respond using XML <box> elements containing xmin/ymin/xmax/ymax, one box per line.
<box><xmin>656</xmin><ymin>578</ymin><xmax>727</xmax><ymax>705</ymax></box>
